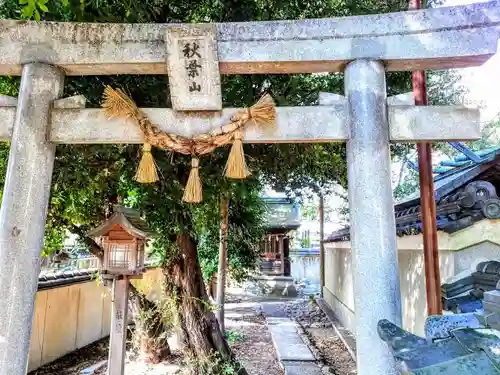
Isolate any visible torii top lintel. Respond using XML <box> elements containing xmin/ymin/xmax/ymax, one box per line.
<box><xmin>0</xmin><ymin>1</ymin><xmax>498</xmax><ymax>76</ymax></box>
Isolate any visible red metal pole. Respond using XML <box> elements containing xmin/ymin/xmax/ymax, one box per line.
<box><xmin>409</xmin><ymin>0</ymin><xmax>442</xmax><ymax>315</ymax></box>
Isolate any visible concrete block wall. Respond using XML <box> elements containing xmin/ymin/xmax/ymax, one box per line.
<box><xmin>28</xmin><ymin>268</ymin><xmax>164</xmax><ymax>372</ymax></box>
<box><xmin>323</xmin><ymin>239</ymin><xmax>500</xmax><ymax>337</ymax></box>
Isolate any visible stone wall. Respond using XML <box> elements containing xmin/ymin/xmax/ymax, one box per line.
<box><xmin>28</xmin><ymin>268</ymin><xmax>163</xmax><ymax>372</ymax></box>
<box><xmin>323</xmin><ymin>220</ymin><xmax>500</xmax><ymax>336</ymax></box>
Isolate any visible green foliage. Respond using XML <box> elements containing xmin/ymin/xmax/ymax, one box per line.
<box><xmin>393</xmin><ymin>167</ymin><xmax>419</xmax><ymax>201</ymax></box>
<box><xmin>19</xmin><ymin>0</ymin><xmax>49</xmax><ymax>20</ymax></box>
<box><xmin>468</xmin><ymin>118</ymin><xmax>500</xmax><ymax>151</ymax></box>
<box><xmin>226</xmin><ymin>330</ymin><xmax>245</xmax><ymax>345</ymax></box>
<box><xmin>195</xmin><ymin>180</ymin><xmax>266</xmax><ymax>281</ymax></box>
<box><xmin>0</xmin><ymin>0</ymin><xmax>466</xmax><ymax>272</ymax></box>
<box><xmin>184</xmin><ymin>350</ymin><xmax>243</xmax><ymax>375</ymax></box>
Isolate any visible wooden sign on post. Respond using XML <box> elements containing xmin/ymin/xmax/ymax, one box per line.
<box><xmin>166</xmin><ymin>24</ymin><xmax>222</xmax><ymax>111</ymax></box>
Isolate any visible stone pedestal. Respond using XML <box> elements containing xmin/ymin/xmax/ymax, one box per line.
<box><xmin>253</xmin><ymin>275</ymin><xmax>298</xmax><ymax>297</ymax></box>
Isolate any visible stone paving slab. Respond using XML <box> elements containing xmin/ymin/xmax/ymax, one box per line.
<box><xmin>263</xmin><ymin>303</ymin><xmax>316</xmax><ymax>362</ymax></box>
<box><xmin>283</xmin><ymin>361</ymin><xmax>323</xmax><ymax>375</ymax></box>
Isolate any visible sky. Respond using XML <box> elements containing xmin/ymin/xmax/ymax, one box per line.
<box><xmin>445</xmin><ymin>0</ymin><xmax>500</xmax><ymax>122</ymax></box>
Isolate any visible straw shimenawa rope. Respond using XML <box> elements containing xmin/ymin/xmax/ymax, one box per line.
<box><xmin>102</xmin><ymin>86</ymin><xmax>276</xmax><ymax>203</ymax></box>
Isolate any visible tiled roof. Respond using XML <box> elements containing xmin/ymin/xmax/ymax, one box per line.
<box><xmin>326</xmin><ymin>145</ymin><xmax>500</xmax><ymax>243</ymax></box>
<box><xmin>38</xmin><ymin>269</ymin><xmax>98</xmax><ymax>290</ymax></box>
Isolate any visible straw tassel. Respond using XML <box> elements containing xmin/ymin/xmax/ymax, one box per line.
<box><xmin>225</xmin><ymin>130</ymin><xmax>250</xmax><ymax>179</ymax></box>
<box><xmin>134</xmin><ymin>143</ymin><xmax>159</xmax><ymax>183</ymax></box>
<box><xmin>183</xmin><ymin>157</ymin><xmax>202</xmax><ymax>203</ymax></box>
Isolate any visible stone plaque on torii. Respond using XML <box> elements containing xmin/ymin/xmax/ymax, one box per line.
<box><xmin>0</xmin><ymin>2</ymin><xmax>498</xmax><ymax>375</ymax></box>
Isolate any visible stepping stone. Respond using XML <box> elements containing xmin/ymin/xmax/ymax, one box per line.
<box><xmin>268</xmin><ymin>324</ymin><xmax>316</xmax><ymax>361</ymax></box>
<box><xmin>283</xmin><ymin>361</ymin><xmax>323</xmax><ymax>375</ymax></box>
<box><xmin>266</xmin><ymin>316</ymin><xmax>315</xmax><ymax>362</ymax></box>
<box><xmin>261</xmin><ymin>302</ymin><xmax>287</xmax><ymax>318</ymax></box>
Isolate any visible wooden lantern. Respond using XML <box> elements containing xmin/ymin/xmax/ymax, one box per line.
<box><xmin>88</xmin><ymin>206</ymin><xmax>152</xmax><ymax>277</ymax></box>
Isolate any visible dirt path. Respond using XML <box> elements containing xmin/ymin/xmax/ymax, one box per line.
<box><xmin>225</xmin><ymin>301</ymin><xmax>284</xmax><ymax>375</ymax></box>
<box><xmin>29</xmin><ymin>299</ymin><xmax>282</xmax><ymax>375</ymax></box>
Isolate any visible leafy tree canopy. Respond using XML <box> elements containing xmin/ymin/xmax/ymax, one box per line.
<box><xmin>0</xmin><ymin>0</ymin><xmax>464</xmax><ymax>269</ymax></box>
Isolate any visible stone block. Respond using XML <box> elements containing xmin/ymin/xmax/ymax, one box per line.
<box><xmin>397</xmin><ymin>339</ymin><xmax>469</xmax><ymax>371</ymax></box>
<box><xmin>253</xmin><ymin>276</ymin><xmax>298</xmax><ymax>298</ymax></box>
<box><xmin>387</xmin><ymin>92</ymin><xmax>415</xmax><ymax>106</ymax></box>
<box><xmin>484</xmin><ymin>301</ymin><xmax>500</xmax><ymax>315</ymax></box>
<box><xmin>484</xmin><ymin>290</ymin><xmax>500</xmax><ymax>304</ymax></box>
<box><xmin>0</xmin><ymin>95</ymin><xmax>17</xmax><ymax>107</ymax></box>
<box><xmin>283</xmin><ymin>362</ymin><xmax>323</xmax><ymax>375</ymax></box>
<box><xmin>166</xmin><ymin>24</ymin><xmax>222</xmax><ymax>111</ymax></box>
<box><xmin>53</xmin><ymin>95</ymin><xmax>86</xmax><ymax>109</ymax></box>
<box><xmin>424</xmin><ymin>314</ymin><xmax>482</xmax><ymax>341</ymax></box>
<box><xmin>266</xmin><ymin>317</ymin><xmax>316</xmax><ymax>362</ymax></box>
<box><xmin>0</xmin><ymin>2</ymin><xmax>498</xmax><ymax>75</ymax></box>
<box><xmin>413</xmin><ymin>352</ymin><xmax>500</xmax><ymax>375</ymax></box>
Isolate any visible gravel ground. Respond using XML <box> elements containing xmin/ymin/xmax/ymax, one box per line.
<box><xmin>28</xmin><ymin>296</ymin><xmax>354</xmax><ymax>375</ymax></box>
<box><xmin>28</xmin><ymin>339</ymin><xmax>109</xmax><ymax>375</ymax></box>
<box><xmin>94</xmin><ymin>355</ymin><xmax>182</xmax><ymax>375</ymax></box>
<box><xmin>306</xmin><ymin>328</ymin><xmax>357</xmax><ymax>375</ymax></box>
<box><xmin>284</xmin><ymin>299</ymin><xmax>357</xmax><ymax>375</ymax></box>
<box><xmin>30</xmin><ymin>300</ymin><xmax>282</xmax><ymax>375</ymax></box>
<box><xmin>284</xmin><ymin>298</ymin><xmax>331</xmax><ymax>328</ymax></box>
<box><xmin>226</xmin><ymin>302</ymin><xmax>284</xmax><ymax>375</ymax></box>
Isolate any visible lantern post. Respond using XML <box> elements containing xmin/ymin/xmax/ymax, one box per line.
<box><xmin>88</xmin><ymin>206</ymin><xmax>151</xmax><ymax>375</ymax></box>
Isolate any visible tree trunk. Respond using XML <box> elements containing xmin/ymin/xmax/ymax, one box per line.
<box><xmin>129</xmin><ymin>284</ymin><xmax>171</xmax><ymax>363</ymax></box>
<box><xmin>164</xmin><ymin>234</ymin><xmax>247</xmax><ymax>375</ymax></box>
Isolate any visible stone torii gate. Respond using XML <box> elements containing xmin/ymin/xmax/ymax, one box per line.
<box><xmin>0</xmin><ymin>2</ymin><xmax>499</xmax><ymax>375</ymax></box>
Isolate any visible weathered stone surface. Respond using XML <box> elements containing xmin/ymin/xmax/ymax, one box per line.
<box><xmin>0</xmin><ymin>103</ymin><xmax>480</xmax><ymax>143</ymax></box>
<box><xmin>53</xmin><ymin>95</ymin><xmax>86</xmax><ymax>109</ymax></box>
<box><xmin>0</xmin><ymin>1</ymin><xmax>498</xmax><ymax>75</ymax></box>
<box><xmin>283</xmin><ymin>361</ymin><xmax>323</xmax><ymax>375</ymax></box>
<box><xmin>267</xmin><ymin>319</ymin><xmax>316</xmax><ymax>362</ymax></box>
<box><xmin>484</xmin><ymin>290</ymin><xmax>500</xmax><ymax>304</ymax></box>
<box><xmin>0</xmin><ymin>95</ymin><xmax>17</xmax><ymax>107</ymax></box>
<box><xmin>484</xmin><ymin>301</ymin><xmax>500</xmax><ymax>314</ymax></box>
<box><xmin>475</xmin><ymin>311</ymin><xmax>500</xmax><ymax>330</ymax></box>
<box><xmin>424</xmin><ymin>314</ymin><xmax>483</xmax><ymax>341</ymax></box>
<box><xmin>0</xmin><ymin>63</ymin><xmax>64</xmax><ymax>375</ymax></box>
<box><xmin>166</xmin><ymin>25</ymin><xmax>222</xmax><ymax>111</ymax></box>
<box><xmin>387</xmin><ymin>92</ymin><xmax>414</xmax><ymax>106</ymax></box>
<box><xmin>318</xmin><ymin>92</ymin><xmax>346</xmax><ymax>106</ymax></box>
<box><xmin>413</xmin><ymin>352</ymin><xmax>500</xmax><ymax>375</ymax></box>
<box><xmin>0</xmin><ymin>105</ymin><xmax>347</xmax><ymax>143</ymax></box>
<box><xmin>345</xmin><ymin>60</ymin><xmax>401</xmax><ymax>375</ymax></box>
<box><xmin>379</xmin><ymin>320</ymin><xmax>500</xmax><ymax>374</ymax></box>
<box><xmin>389</xmin><ymin>105</ymin><xmax>480</xmax><ymax>141</ymax></box>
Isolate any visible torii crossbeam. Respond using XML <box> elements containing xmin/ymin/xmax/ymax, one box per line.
<box><xmin>0</xmin><ymin>2</ymin><xmax>498</xmax><ymax>375</ymax></box>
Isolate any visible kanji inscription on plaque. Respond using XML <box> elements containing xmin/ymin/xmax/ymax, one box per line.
<box><xmin>166</xmin><ymin>24</ymin><xmax>222</xmax><ymax>111</ymax></box>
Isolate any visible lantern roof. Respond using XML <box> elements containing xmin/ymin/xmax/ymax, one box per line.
<box><xmin>87</xmin><ymin>205</ymin><xmax>153</xmax><ymax>239</ymax></box>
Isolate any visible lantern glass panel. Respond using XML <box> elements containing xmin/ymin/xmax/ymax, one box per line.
<box><xmin>108</xmin><ymin>242</ymin><xmax>132</xmax><ymax>269</ymax></box>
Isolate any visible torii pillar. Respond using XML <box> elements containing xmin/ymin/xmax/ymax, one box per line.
<box><xmin>345</xmin><ymin>60</ymin><xmax>402</xmax><ymax>373</ymax></box>
<box><xmin>0</xmin><ymin>63</ymin><xmax>64</xmax><ymax>374</ymax></box>
<box><xmin>0</xmin><ymin>3</ymin><xmax>498</xmax><ymax>375</ymax></box>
